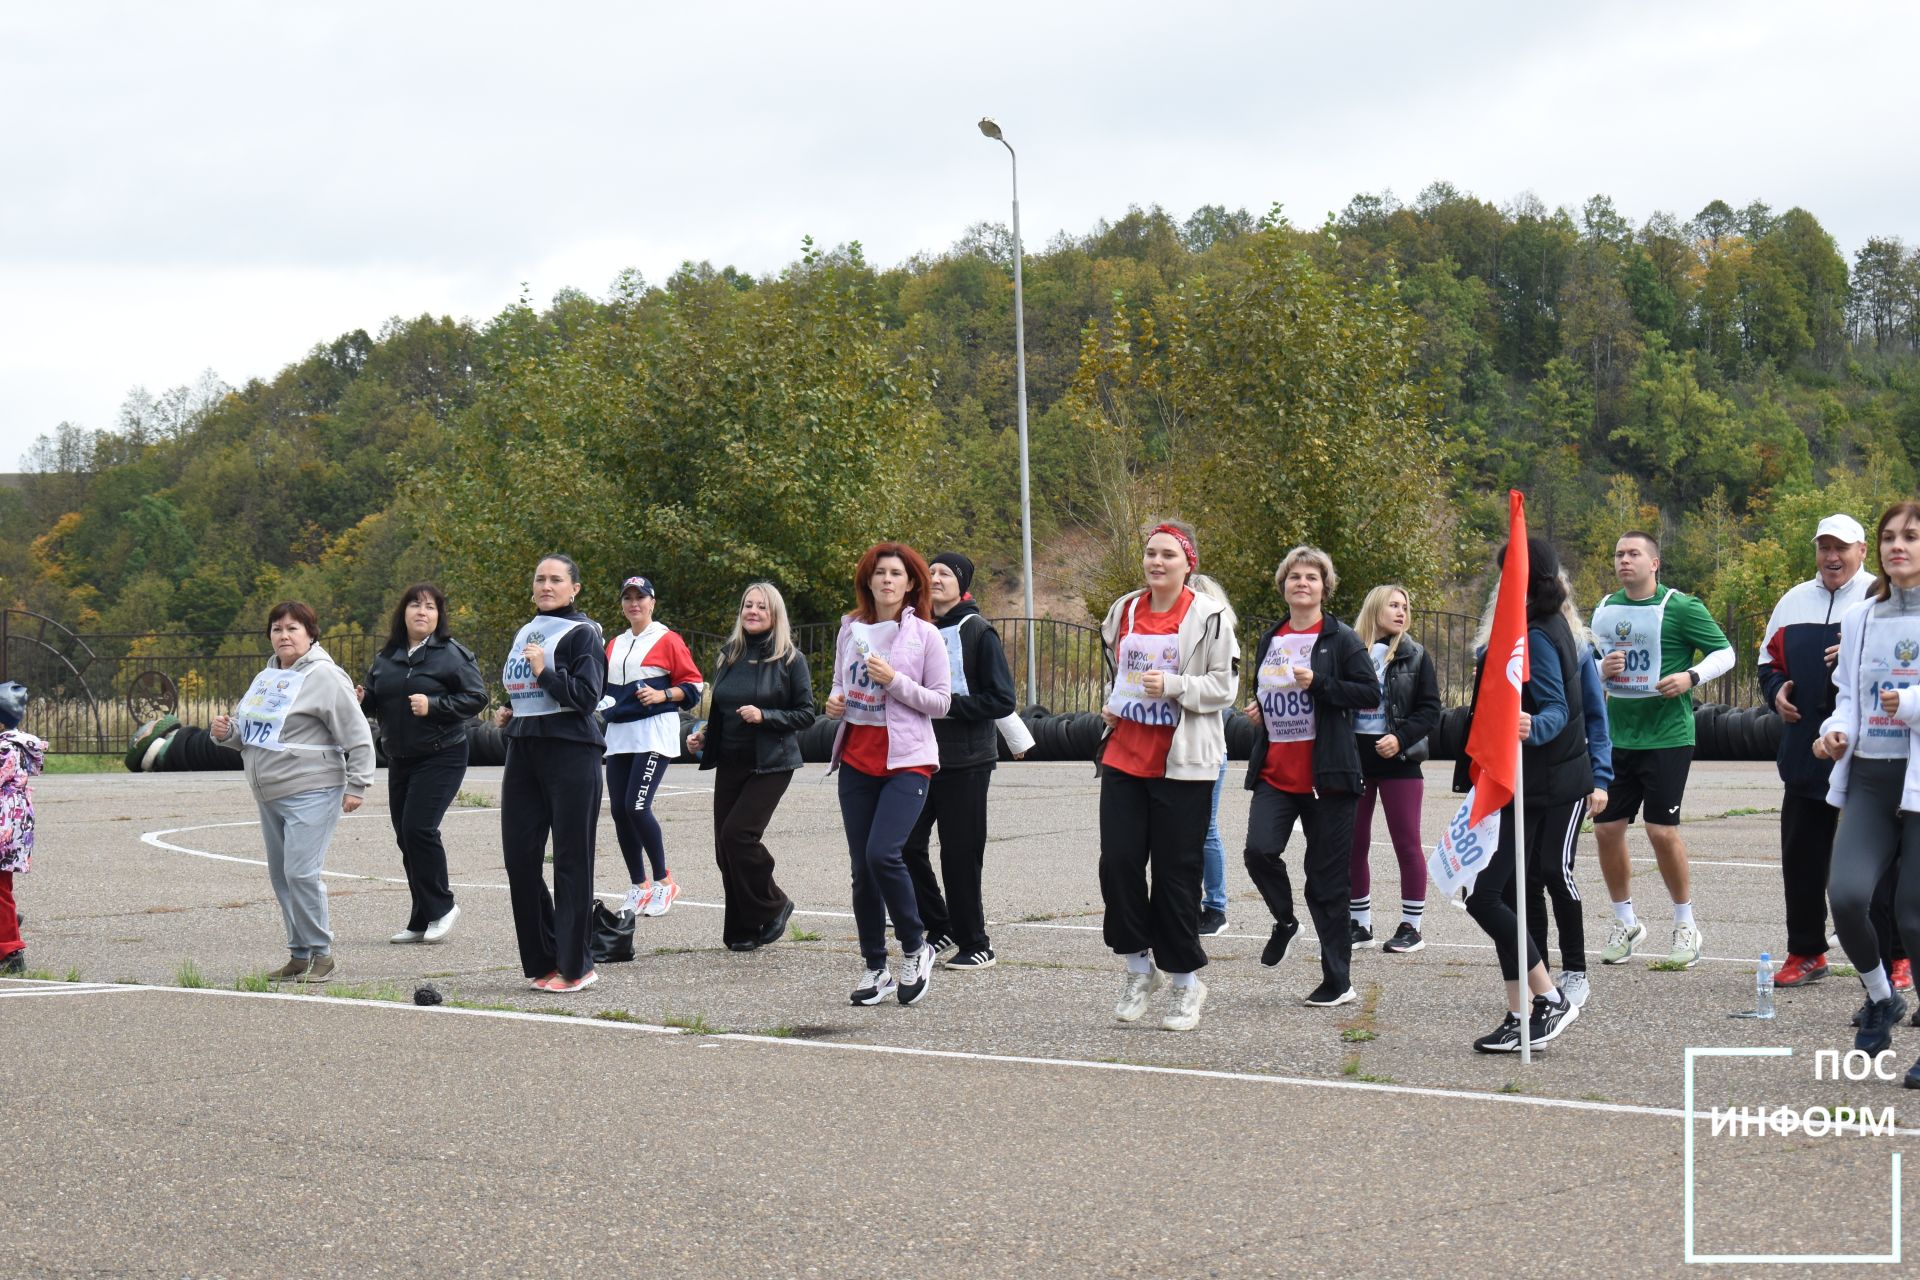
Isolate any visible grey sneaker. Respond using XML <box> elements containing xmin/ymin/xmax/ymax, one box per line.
<box><xmin>1161</xmin><ymin>978</ymin><xmax>1209</xmax><ymax>1032</ymax></box>
<box><xmin>1667</xmin><ymin>923</ymin><xmax>1704</xmax><ymax>969</ymax></box>
<box><xmin>1115</xmin><ymin>967</ymin><xmax>1166</xmax><ymax>1022</ymax></box>
<box><xmin>267</xmin><ymin>956</ymin><xmax>310</xmax><ymax>981</ymax></box>
<box><xmin>1559</xmin><ymin>971</ymin><xmax>1591</xmax><ymax>1009</ymax></box>
<box><xmin>299</xmin><ymin>954</ymin><xmax>336</xmax><ymax>984</ymax></box>
<box><xmin>1600</xmin><ymin>919</ymin><xmax>1646</xmax><ymax>965</ymax></box>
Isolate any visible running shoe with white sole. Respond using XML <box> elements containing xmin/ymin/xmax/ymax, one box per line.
<box><xmin>1667</xmin><ymin>923</ymin><xmax>1704</xmax><ymax>969</ymax></box>
<box><xmin>1529</xmin><ymin>992</ymin><xmax>1579</xmax><ymax>1045</ymax></box>
<box><xmin>851</xmin><ymin>968</ymin><xmax>897</xmax><ymax>1006</ymax></box>
<box><xmin>945</xmin><ymin>947</ymin><xmax>996</xmax><ymax>970</ymax></box>
<box><xmin>1600</xmin><ymin>918</ymin><xmax>1646</xmax><ymax>965</ymax></box>
<box><xmin>643</xmin><ymin>878</ymin><xmax>679</xmax><ymax>918</ymax></box>
<box><xmin>389</xmin><ymin>927</ymin><xmax>426</xmax><ymax>944</ymax></box>
<box><xmin>1381</xmin><ymin>923</ymin><xmax>1424</xmax><ymax>954</ymax></box>
<box><xmin>897</xmin><ymin>942</ymin><xmax>935</xmax><ymax>1005</ymax></box>
<box><xmin>620</xmin><ymin>883</ymin><xmax>650</xmax><ymax>916</ymax></box>
<box><xmin>1558</xmin><ymin>970</ymin><xmax>1591</xmax><ymax>1009</ymax></box>
<box><xmin>1303</xmin><ymin>981</ymin><xmax>1357</xmax><ymax>1007</ymax></box>
<box><xmin>1197</xmin><ymin>908</ymin><xmax>1229</xmax><ymax>938</ymax></box>
<box><xmin>1162</xmin><ymin>979</ymin><xmax>1208</xmax><ymax>1032</ymax></box>
<box><xmin>1473</xmin><ymin>1012</ymin><xmax>1523</xmax><ymax>1054</ymax></box>
<box><xmin>1114</xmin><ymin>967</ymin><xmax>1166</xmax><ymax>1022</ymax></box>
<box><xmin>541</xmin><ymin>970</ymin><xmax>598</xmax><ymax>994</ymax></box>
<box><xmin>423</xmin><ymin>903</ymin><xmax>461</xmax><ymax>944</ymax></box>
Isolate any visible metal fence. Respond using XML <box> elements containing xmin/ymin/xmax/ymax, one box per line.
<box><xmin>3</xmin><ymin>604</ymin><xmax>1776</xmax><ymax>756</ymax></box>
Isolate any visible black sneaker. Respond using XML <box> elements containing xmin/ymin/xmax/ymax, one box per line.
<box><xmin>1473</xmin><ymin>1012</ymin><xmax>1523</xmax><ymax>1054</ymax></box>
<box><xmin>1854</xmin><ymin>997</ymin><xmax>1870</xmax><ymax>1028</ymax></box>
<box><xmin>1856</xmin><ymin>993</ymin><xmax>1908</xmax><ymax>1055</ymax></box>
<box><xmin>897</xmin><ymin>942</ymin><xmax>935</xmax><ymax>1006</ymax></box>
<box><xmin>0</xmin><ymin>949</ymin><xmax>24</xmax><ymax>976</ymax></box>
<box><xmin>1349</xmin><ymin>921</ymin><xmax>1375</xmax><ymax>948</ymax></box>
<box><xmin>1529</xmin><ymin>991</ymin><xmax>1579</xmax><ymax>1045</ymax></box>
<box><xmin>1303</xmin><ymin>980</ymin><xmax>1357</xmax><ymax>1007</ymax></box>
<box><xmin>1197</xmin><ymin>907</ymin><xmax>1229</xmax><ymax>937</ymax></box>
<box><xmin>925</xmin><ymin>933</ymin><xmax>958</xmax><ymax>960</ymax></box>
<box><xmin>1382</xmin><ymin>922</ymin><xmax>1425</xmax><ymax>954</ymax></box>
<box><xmin>1906</xmin><ymin>1054</ymin><xmax>1920</xmax><ymax>1090</ymax></box>
<box><xmin>1261</xmin><ymin>919</ymin><xmax>1300</xmax><ymax>968</ymax></box>
<box><xmin>945</xmin><ymin>947</ymin><xmax>996</xmax><ymax>970</ymax></box>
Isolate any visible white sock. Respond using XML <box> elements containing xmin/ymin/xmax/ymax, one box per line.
<box><xmin>1400</xmin><ymin>900</ymin><xmax>1424</xmax><ymax>929</ymax></box>
<box><xmin>1125</xmin><ymin>950</ymin><xmax>1153</xmax><ymax>975</ymax></box>
<box><xmin>1168</xmin><ymin>971</ymin><xmax>1196</xmax><ymax>990</ymax></box>
<box><xmin>1352</xmin><ymin>909</ymin><xmax>1373</xmax><ymax>929</ymax></box>
<box><xmin>1612</xmin><ymin>900</ymin><xmax>1636</xmax><ymax>927</ymax></box>
<box><xmin>1673</xmin><ymin>901</ymin><xmax>1695</xmax><ymax>927</ymax></box>
<box><xmin>1542</xmin><ymin>987</ymin><xmax>1565</xmax><ymax>1006</ymax></box>
<box><xmin>1864</xmin><ymin>964</ymin><xmax>1893</xmax><ymax>1002</ymax></box>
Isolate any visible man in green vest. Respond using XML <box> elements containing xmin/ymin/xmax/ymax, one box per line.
<box><xmin>1590</xmin><ymin>531</ymin><xmax>1734</xmax><ymax>969</ymax></box>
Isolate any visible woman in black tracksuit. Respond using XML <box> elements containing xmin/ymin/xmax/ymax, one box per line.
<box><xmin>1453</xmin><ymin>537</ymin><xmax>1590</xmax><ymax>1053</ymax></box>
<box><xmin>358</xmin><ymin>582</ymin><xmax>487</xmax><ymax>945</ymax></box>
<box><xmin>901</xmin><ymin>552</ymin><xmax>1018</xmax><ymax>971</ymax></box>
<box><xmin>1242</xmin><ymin>545</ymin><xmax>1382</xmax><ymax>1008</ymax></box>
<box><xmin>687</xmin><ymin>581</ymin><xmax>817</xmax><ymax>952</ymax></box>
<box><xmin>495</xmin><ymin>553</ymin><xmax>608</xmax><ymax>993</ymax></box>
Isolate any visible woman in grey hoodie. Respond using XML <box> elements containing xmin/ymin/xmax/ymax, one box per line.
<box><xmin>213</xmin><ymin>601</ymin><xmax>375</xmax><ymax>984</ymax></box>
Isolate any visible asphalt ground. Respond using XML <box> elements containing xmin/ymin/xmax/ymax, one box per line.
<box><xmin>5</xmin><ymin>760</ymin><xmax>1918</xmax><ymax>1276</ymax></box>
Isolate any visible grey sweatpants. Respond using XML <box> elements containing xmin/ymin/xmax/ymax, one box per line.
<box><xmin>1830</xmin><ymin>758</ymin><xmax>1920</xmax><ymax>973</ymax></box>
<box><xmin>258</xmin><ymin>786</ymin><xmax>343</xmax><ymax>958</ymax></box>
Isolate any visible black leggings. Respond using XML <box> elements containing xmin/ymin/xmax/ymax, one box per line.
<box><xmin>1467</xmin><ymin>796</ymin><xmax>1587</xmax><ymax>983</ymax></box>
<box><xmin>901</xmin><ymin>765</ymin><xmax>993</xmax><ymax>952</ymax></box>
<box><xmin>1830</xmin><ymin>758</ymin><xmax>1920</xmax><ymax>976</ymax></box>
<box><xmin>606</xmin><ymin>751</ymin><xmax>669</xmax><ymax>883</ymax></box>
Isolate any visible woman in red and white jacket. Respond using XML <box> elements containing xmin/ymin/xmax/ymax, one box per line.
<box><xmin>602</xmin><ymin>575</ymin><xmax>704</xmax><ymax>918</ymax></box>
<box><xmin>825</xmin><ymin>543</ymin><xmax>952</xmax><ymax>1008</ymax></box>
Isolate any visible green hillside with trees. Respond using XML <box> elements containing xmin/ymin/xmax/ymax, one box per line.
<box><xmin>6</xmin><ymin>187</ymin><xmax>1919</xmax><ymax>648</ymax></box>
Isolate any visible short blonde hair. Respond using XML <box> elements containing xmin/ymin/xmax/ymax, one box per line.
<box><xmin>1274</xmin><ymin>545</ymin><xmax>1337</xmax><ymax>600</ymax></box>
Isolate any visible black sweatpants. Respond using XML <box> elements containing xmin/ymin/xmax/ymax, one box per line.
<box><xmin>1243</xmin><ymin>783</ymin><xmax>1358</xmax><ymax>990</ymax></box>
<box><xmin>1099</xmin><ymin>770</ymin><xmax>1212</xmax><ymax>975</ymax></box>
<box><xmin>901</xmin><ymin>764</ymin><xmax>993</xmax><ymax>953</ymax></box>
<box><xmin>388</xmin><ymin>739</ymin><xmax>466</xmax><ymax>930</ymax></box>
<box><xmin>712</xmin><ymin>762</ymin><xmax>794</xmax><ymax>946</ymax></box>
<box><xmin>501</xmin><ymin>738</ymin><xmax>602</xmax><ymax>981</ymax></box>
<box><xmin>1467</xmin><ymin>796</ymin><xmax>1586</xmax><ymax>983</ymax></box>
<box><xmin>1524</xmin><ymin>791</ymin><xmax>1590</xmax><ymax>973</ymax></box>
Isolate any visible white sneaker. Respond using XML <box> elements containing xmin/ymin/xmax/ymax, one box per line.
<box><xmin>1161</xmin><ymin>979</ymin><xmax>1208</xmax><ymax>1032</ymax></box>
<box><xmin>388</xmin><ymin>927</ymin><xmax>425</xmax><ymax>944</ymax></box>
<box><xmin>1600</xmin><ymin>918</ymin><xmax>1646</xmax><ymax>964</ymax></box>
<box><xmin>423</xmin><ymin>904</ymin><xmax>460</xmax><ymax>944</ymax></box>
<box><xmin>1558</xmin><ymin>970</ymin><xmax>1590</xmax><ymax>1009</ymax></box>
<box><xmin>642</xmin><ymin>878</ymin><xmax>679</xmax><ymax>918</ymax></box>
<box><xmin>620</xmin><ymin>884</ymin><xmax>649</xmax><ymax>916</ymax></box>
<box><xmin>1668</xmin><ymin>923</ymin><xmax>1704</xmax><ymax>968</ymax></box>
<box><xmin>851</xmin><ymin>968</ymin><xmax>897</xmax><ymax>1006</ymax></box>
<box><xmin>897</xmin><ymin>942</ymin><xmax>935</xmax><ymax>1005</ymax></box>
<box><xmin>1114</xmin><ymin>967</ymin><xmax>1166</xmax><ymax>1022</ymax></box>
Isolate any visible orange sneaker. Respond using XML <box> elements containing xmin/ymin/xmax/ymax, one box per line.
<box><xmin>1893</xmin><ymin>958</ymin><xmax>1913</xmax><ymax>993</ymax></box>
<box><xmin>643</xmin><ymin>874</ymin><xmax>680</xmax><ymax>918</ymax></box>
<box><xmin>1772</xmin><ymin>953</ymin><xmax>1828</xmax><ymax>987</ymax></box>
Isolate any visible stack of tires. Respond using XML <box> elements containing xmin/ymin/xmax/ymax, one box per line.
<box><xmin>1693</xmin><ymin>703</ymin><xmax>1784</xmax><ymax>762</ymax></box>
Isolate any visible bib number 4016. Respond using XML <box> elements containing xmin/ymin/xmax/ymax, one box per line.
<box><xmin>1114</xmin><ymin>699</ymin><xmax>1175</xmax><ymax>726</ymax></box>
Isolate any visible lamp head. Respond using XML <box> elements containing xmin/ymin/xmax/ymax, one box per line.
<box><xmin>977</xmin><ymin>117</ymin><xmax>1003</xmax><ymax>141</ymax></box>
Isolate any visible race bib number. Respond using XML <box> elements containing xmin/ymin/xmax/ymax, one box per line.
<box><xmin>503</xmin><ymin>617</ymin><xmax>584</xmax><ymax>716</ymax></box>
<box><xmin>1257</xmin><ymin>634</ymin><xmax>1316</xmax><ymax>743</ymax></box>
<box><xmin>1428</xmin><ymin>791</ymin><xmax>1501</xmax><ymax>899</ymax></box>
<box><xmin>1355</xmin><ymin>641</ymin><xmax>1389</xmax><ymax>736</ymax></box>
<box><xmin>1106</xmin><ymin>630</ymin><xmax>1181</xmax><ymax>727</ymax></box>
<box><xmin>843</xmin><ymin>621</ymin><xmax>898</xmax><ymax>726</ymax></box>
<box><xmin>1861</xmin><ymin>616</ymin><xmax>1920</xmax><ymax>752</ymax></box>
<box><xmin>235</xmin><ymin>665</ymin><xmax>311</xmax><ymax>752</ymax></box>
<box><xmin>1593</xmin><ymin>599</ymin><xmax>1664</xmax><ymax>698</ymax></box>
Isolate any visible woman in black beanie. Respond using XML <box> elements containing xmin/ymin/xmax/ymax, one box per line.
<box><xmin>901</xmin><ymin>552</ymin><xmax>1017</xmax><ymax>969</ymax></box>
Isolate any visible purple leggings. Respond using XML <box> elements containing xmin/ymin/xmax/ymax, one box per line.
<box><xmin>1349</xmin><ymin>777</ymin><xmax>1427</xmax><ymax>903</ymax></box>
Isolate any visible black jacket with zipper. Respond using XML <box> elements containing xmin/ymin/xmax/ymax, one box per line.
<box><xmin>1243</xmin><ymin>615</ymin><xmax>1379</xmax><ymax>797</ymax></box>
<box><xmin>360</xmin><ymin>635</ymin><xmax>489</xmax><ymax>760</ymax></box>
<box><xmin>1359</xmin><ymin>636</ymin><xmax>1444</xmax><ymax>780</ymax></box>
<box><xmin>930</xmin><ymin>601</ymin><xmax>1017</xmax><ymax>772</ymax></box>
<box><xmin>698</xmin><ymin>638</ymin><xmax>817</xmax><ymax>775</ymax></box>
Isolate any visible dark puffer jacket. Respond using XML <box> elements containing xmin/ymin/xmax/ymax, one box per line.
<box><xmin>360</xmin><ymin>635</ymin><xmax>488</xmax><ymax>759</ymax></box>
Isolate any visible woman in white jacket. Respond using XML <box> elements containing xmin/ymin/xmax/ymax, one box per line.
<box><xmin>1097</xmin><ymin>520</ymin><xmax>1239</xmax><ymax>1033</ymax></box>
<box><xmin>1817</xmin><ymin>499</ymin><xmax>1920</xmax><ymax>1077</ymax></box>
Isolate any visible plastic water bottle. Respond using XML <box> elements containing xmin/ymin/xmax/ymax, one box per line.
<box><xmin>1754</xmin><ymin>952</ymin><xmax>1776</xmax><ymax>1019</ymax></box>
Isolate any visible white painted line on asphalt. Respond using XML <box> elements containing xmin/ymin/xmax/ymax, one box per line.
<box><xmin>79</xmin><ymin>981</ymin><xmax>1920</xmax><ymax>1137</ymax></box>
<box><xmin>0</xmin><ymin>983</ymin><xmax>144</xmax><ymax>1000</ymax></box>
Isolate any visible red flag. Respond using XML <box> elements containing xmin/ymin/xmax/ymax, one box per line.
<box><xmin>1466</xmin><ymin>490</ymin><xmax>1530</xmax><ymax>826</ymax></box>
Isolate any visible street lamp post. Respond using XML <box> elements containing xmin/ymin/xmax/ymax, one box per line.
<box><xmin>977</xmin><ymin>116</ymin><xmax>1038</xmax><ymax>705</ymax></box>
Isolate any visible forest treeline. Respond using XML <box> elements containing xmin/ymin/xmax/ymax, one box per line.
<box><xmin>6</xmin><ymin>184</ymin><xmax>1920</xmax><ymax>652</ymax></box>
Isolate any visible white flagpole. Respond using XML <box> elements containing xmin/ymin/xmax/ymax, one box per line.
<box><xmin>1516</xmin><ymin>726</ymin><xmax>1531</xmax><ymax>1064</ymax></box>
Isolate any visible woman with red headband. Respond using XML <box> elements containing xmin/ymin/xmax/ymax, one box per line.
<box><xmin>1097</xmin><ymin>519</ymin><xmax>1239</xmax><ymax>1032</ymax></box>
<box><xmin>825</xmin><ymin>543</ymin><xmax>952</xmax><ymax>1007</ymax></box>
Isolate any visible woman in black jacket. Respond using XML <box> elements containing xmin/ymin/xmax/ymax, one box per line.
<box><xmin>687</xmin><ymin>581</ymin><xmax>817</xmax><ymax>951</ymax></box>
<box><xmin>900</xmin><ymin>552</ymin><xmax>1017</xmax><ymax>971</ymax></box>
<box><xmin>358</xmin><ymin>583</ymin><xmax>487</xmax><ymax>945</ymax></box>
<box><xmin>1242</xmin><ymin>545</ymin><xmax>1382</xmax><ymax>1008</ymax></box>
<box><xmin>494</xmin><ymin>554</ymin><xmax>608</xmax><ymax>993</ymax></box>
<box><xmin>1345</xmin><ymin>584</ymin><xmax>1443</xmax><ymax>955</ymax></box>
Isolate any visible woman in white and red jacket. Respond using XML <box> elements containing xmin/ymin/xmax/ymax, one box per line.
<box><xmin>825</xmin><ymin>542</ymin><xmax>952</xmax><ymax>1009</ymax></box>
<box><xmin>602</xmin><ymin>575</ymin><xmax>704</xmax><ymax>918</ymax></box>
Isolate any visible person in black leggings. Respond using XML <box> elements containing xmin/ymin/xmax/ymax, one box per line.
<box><xmin>495</xmin><ymin>553</ymin><xmax>607</xmax><ymax>993</ymax></box>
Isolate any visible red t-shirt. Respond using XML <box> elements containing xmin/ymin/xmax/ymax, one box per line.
<box><xmin>1103</xmin><ymin>589</ymin><xmax>1194</xmax><ymax>779</ymax></box>
<box><xmin>841</xmin><ymin>723</ymin><xmax>933</xmax><ymax>779</ymax></box>
<box><xmin>1259</xmin><ymin>622</ymin><xmax>1320</xmax><ymax>794</ymax></box>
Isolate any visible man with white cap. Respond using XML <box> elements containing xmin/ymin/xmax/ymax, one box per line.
<box><xmin>1757</xmin><ymin>514</ymin><xmax>1877</xmax><ymax>988</ymax></box>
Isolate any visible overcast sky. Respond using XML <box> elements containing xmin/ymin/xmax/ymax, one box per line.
<box><xmin>5</xmin><ymin>1</ymin><xmax>1917</xmax><ymax>466</ymax></box>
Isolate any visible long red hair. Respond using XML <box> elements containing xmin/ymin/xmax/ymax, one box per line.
<box><xmin>851</xmin><ymin>543</ymin><xmax>933</xmax><ymax>622</ymax></box>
